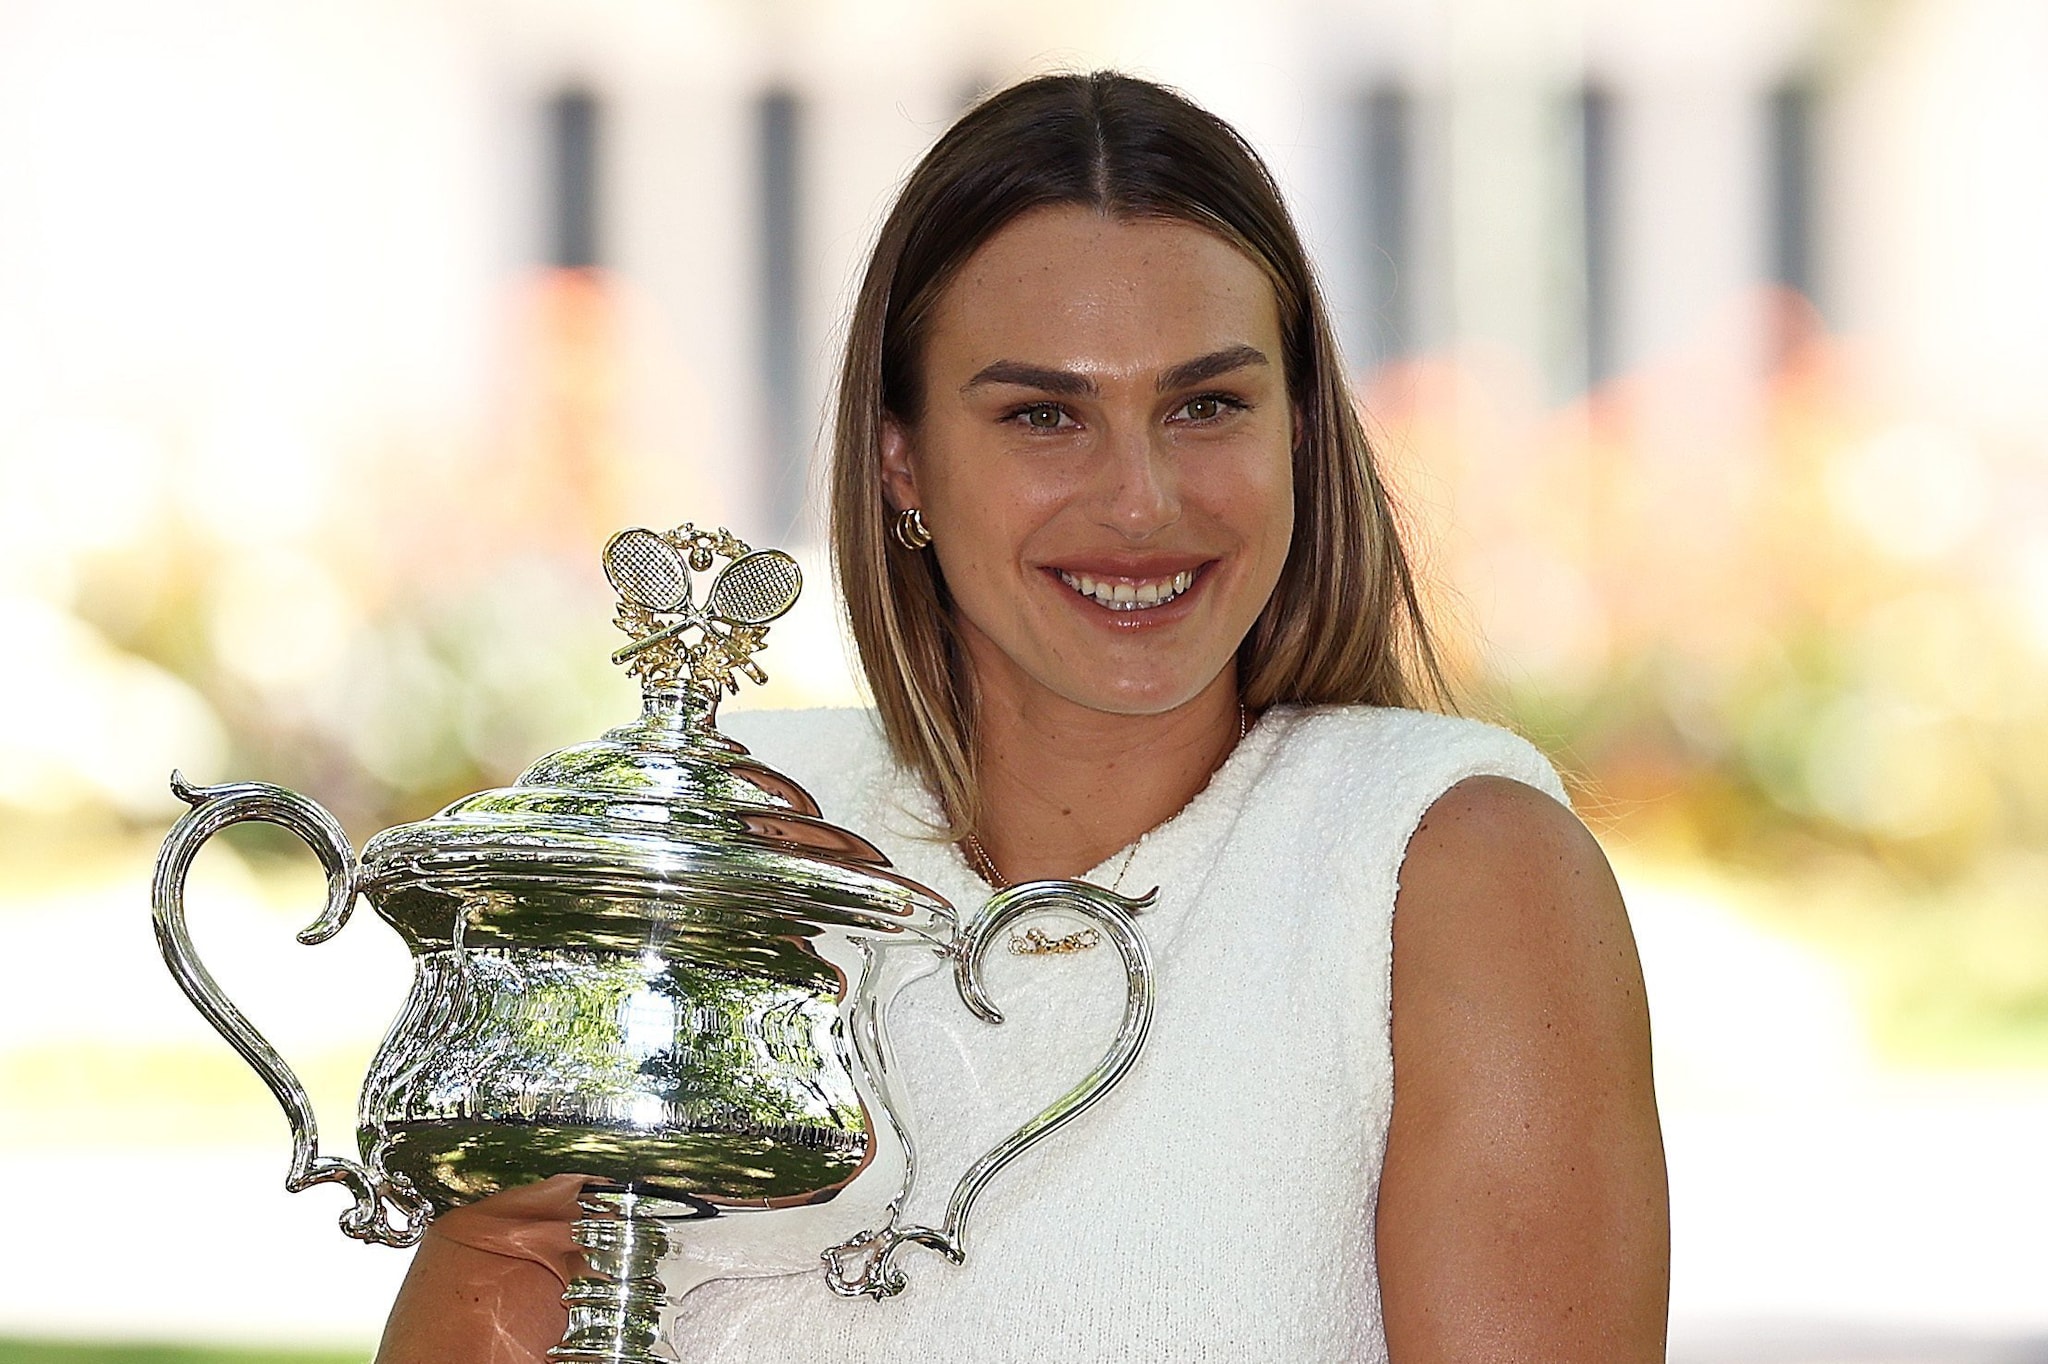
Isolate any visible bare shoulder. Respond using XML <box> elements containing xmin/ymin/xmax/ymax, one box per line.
<box><xmin>1396</xmin><ymin>775</ymin><xmax>1636</xmax><ymax>996</ymax></box>
<box><xmin>1380</xmin><ymin>776</ymin><xmax>1669</xmax><ymax>1362</ymax></box>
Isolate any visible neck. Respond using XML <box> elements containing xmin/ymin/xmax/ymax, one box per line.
<box><xmin>965</xmin><ymin>668</ymin><xmax>1245</xmax><ymax>885</ymax></box>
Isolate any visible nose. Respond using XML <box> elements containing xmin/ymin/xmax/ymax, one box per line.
<box><xmin>1091</xmin><ymin>421</ymin><xmax>1180</xmax><ymax>540</ymax></box>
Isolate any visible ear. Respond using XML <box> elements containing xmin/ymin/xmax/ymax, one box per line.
<box><xmin>879</xmin><ymin>415</ymin><xmax>920</xmax><ymax>513</ymax></box>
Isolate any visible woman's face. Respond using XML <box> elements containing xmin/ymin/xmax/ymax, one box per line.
<box><xmin>882</xmin><ymin>204</ymin><xmax>1295</xmax><ymax>720</ymax></box>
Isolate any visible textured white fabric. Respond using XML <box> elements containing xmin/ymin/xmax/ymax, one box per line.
<box><xmin>661</xmin><ymin>703</ymin><xmax>1567</xmax><ymax>1362</ymax></box>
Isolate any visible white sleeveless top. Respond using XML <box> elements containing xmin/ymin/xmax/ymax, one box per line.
<box><xmin>662</xmin><ymin>704</ymin><xmax>1566</xmax><ymax>1362</ymax></box>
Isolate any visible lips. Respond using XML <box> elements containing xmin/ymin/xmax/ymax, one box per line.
<box><xmin>1054</xmin><ymin>567</ymin><xmax>1199</xmax><ymax>611</ymax></box>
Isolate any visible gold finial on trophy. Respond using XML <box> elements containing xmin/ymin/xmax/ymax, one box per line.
<box><xmin>603</xmin><ymin>524</ymin><xmax>802</xmax><ymax>694</ymax></box>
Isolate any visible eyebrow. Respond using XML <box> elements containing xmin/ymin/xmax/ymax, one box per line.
<box><xmin>958</xmin><ymin>344</ymin><xmax>1271</xmax><ymax>399</ymax></box>
<box><xmin>1154</xmin><ymin>344</ymin><xmax>1270</xmax><ymax>393</ymax></box>
<box><xmin>960</xmin><ymin>360</ymin><xmax>1098</xmax><ymax>397</ymax></box>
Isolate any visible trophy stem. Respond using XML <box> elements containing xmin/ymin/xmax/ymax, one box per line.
<box><xmin>548</xmin><ymin>1188</ymin><xmax>674</xmax><ymax>1364</ymax></box>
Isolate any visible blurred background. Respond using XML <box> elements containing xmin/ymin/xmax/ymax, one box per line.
<box><xmin>2</xmin><ymin>0</ymin><xmax>2045</xmax><ymax>1360</ymax></box>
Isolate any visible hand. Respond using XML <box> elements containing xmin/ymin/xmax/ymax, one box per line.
<box><xmin>428</xmin><ymin>1172</ymin><xmax>594</xmax><ymax>1286</ymax></box>
<box><xmin>375</xmin><ymin>1174</ymin><xmax>594</xmax><ymax>1364</ymax></box>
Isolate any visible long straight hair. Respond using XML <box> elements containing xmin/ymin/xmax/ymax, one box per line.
<box><xmin>831</xmin><ymin>71</ymin><xmax>1448</xmax><ymax>835</ymax></box>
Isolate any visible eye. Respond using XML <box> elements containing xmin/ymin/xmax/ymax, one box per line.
<box><xmin>1171</xmin><ymin>393</ymin><xmax>1248</xmax><ymax>424</ymax></box>
<box><xmin>1005</xmin><ymin>401</ymin><xmax>1074</xmax><ymax>431</ymax></box>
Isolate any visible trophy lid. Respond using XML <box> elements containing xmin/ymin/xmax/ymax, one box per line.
<box><xmin>357</xmin><ymin>524</ymin><xmax>953</xmax><ymax>952</ymax></box>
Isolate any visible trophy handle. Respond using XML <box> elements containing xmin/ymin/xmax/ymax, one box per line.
<box><xmin>822</xmin><ymin>879</ymin><xmax>1154</xmax><ymax>1299</ymax></box>
<box><xmin>150</xmin><ymin>772</ymin><xmax>430</xmax><ymax>1248</ymax></box>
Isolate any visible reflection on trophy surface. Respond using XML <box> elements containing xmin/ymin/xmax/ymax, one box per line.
<box><xmin>151</xmin><ymin>523</ymin><xmax>1155</xmax><ymax>1364</ymax></box>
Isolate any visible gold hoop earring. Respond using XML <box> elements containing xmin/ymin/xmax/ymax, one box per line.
<box><xmin>892</xmin><ymin>507</ymin><xmax>933</xmax><ymax>550</ymax></box>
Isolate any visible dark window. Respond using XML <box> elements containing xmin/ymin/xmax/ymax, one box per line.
<box><xmin>956</xmin><ymin>72</ymin><xmax>993</xmax><ymax>115</ymax></box>
<box><xmin>1768</xmin><ymin>80</ymin><xmax>1820</xmax><ymax>308</ymax></box>
<box><xmin>1578</xmin><ymin>82</ymin><xmax>1617</xmax><ymax>387</ymax></box>
<box><xmin>545</xmin><ymin>88</ymin><xmax>602</xmax><ymax>269</ymax></box>
<box><xmin>1359</xmin><ymin>84</ymin><xmax>1414</xmax><ymax>364</ymax></box>
<box><xmin>757</xmin><ymin>88</ymin><xmax>806</xmax><ymax>540</ymax></box>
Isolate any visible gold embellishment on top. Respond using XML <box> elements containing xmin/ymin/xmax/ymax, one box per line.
<box><xmin>1009</xmin><ymin>925</ymin><xmax>1102</xmax><ymax>955</ymax></box>
<box><xmin>603</xmin><ymin>523</ymin><xmax>802</xmax><ymax>696</ymax></box>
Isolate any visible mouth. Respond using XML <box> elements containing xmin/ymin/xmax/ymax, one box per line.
<box><xmin>1054</xmin><ymin>567</ymin><xmax>1199</xmax><ymax>612</ymax></box>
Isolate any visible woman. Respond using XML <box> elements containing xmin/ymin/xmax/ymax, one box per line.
<box><xmin>380</xmin><ymin>70</ymin><xmax>1668</xmax><ymax>1362</ymax></box>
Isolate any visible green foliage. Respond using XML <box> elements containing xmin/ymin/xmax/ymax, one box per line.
<box><xmin>0</xmin><ymin>1341</ymin><xmax>363</xmax><ymax>1364</ymax></box>
<box><xmin>1475</xmin><ymin>627</ymin><xmax>2048</xmax><ymax>1071</ymax></box>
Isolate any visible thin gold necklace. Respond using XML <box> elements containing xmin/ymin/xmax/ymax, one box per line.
<box><xmin>960</xmin><ymin>702</ymin><xmax>1252</xmax><ymax>893</ymax></box>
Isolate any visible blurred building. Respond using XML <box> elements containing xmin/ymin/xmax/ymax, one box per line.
<box><xmin>7</xmin><ymin>0</ymin><xmax>2040</xmax><ymax>548</ymax></box>
<box><xmin>6</xmin><ymin>0</ymin><xmax>2048</xmax><ymax>1069</ymax></box>
<box><xmin>1</xmin><ymin>0</ymin><xmax>2045</xmax><ymax>902</ymax></box>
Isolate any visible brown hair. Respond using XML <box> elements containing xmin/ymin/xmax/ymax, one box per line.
<box><xmin>830</xmin><ymin>70</ymin><xmax>1448</xmax><ymax>834</ymax></box>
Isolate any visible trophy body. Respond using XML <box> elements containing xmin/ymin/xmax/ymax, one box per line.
<box><xmin>358</xmin><ymin>920</ymin><xmax>937</xmax><ymax>1289</ymax></box>
<box><xmin>151</xmin><ymin>525</ymin><xmax>1154</xmax><ymax>1363</ymax></box>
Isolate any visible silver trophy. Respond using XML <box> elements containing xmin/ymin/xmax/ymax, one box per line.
<box><xmin>152</xmin><ymin>523</ymin><xmax>1154</xmax><ymax>1363</ymax></box>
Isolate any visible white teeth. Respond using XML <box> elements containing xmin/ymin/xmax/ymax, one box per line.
<box><xmin>1056</xmin><ymin>568</ymin><xmax>1198</xmax><ymax>611</ymax></box>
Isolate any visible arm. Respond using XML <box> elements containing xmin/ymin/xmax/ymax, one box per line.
<box><xmin>1376</xmin><ymin>777</ymin><xmax>1669</xmax><ymax>1362</ymax></box>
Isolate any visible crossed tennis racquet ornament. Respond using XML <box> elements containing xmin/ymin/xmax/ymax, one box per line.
<box><xmin>604</xmin><ymin>524</ymin><xmax>803</xmax><ymax>694</ymax></box>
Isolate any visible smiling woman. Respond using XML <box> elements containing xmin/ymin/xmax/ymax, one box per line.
<box><xmin>375</xmin><ymin>70</ymin><xmax>1667</xmax><ymax>1364</ymax></box>
<box><xmin>832</xmin><ymin>73</ymin><xmax>1452</xmax><ymax>875</ymax></box>
<box><xmin>875</xmin><ymin>206</ymin><xmax>1299</xmax><ymax>864</ymax></box>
